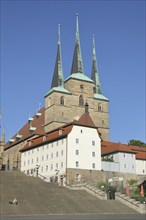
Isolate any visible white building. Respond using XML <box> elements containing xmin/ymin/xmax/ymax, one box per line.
<box><xmin>101</xmin><ymin>142</ymin><xmax>136</xmax><ymax>174</ymax></box>
<box><xmin>21</xmin><ymin>109</ymin><xmax>101</xmax><ymax>185</ymax></box>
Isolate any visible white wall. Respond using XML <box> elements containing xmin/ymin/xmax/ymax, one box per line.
<box><xmin>67</xmin><ymin>125</ymin><xmax>101</xmax><ymax>170</ymax></box>
<box><xmin>21</xmin><ymin>138</ymin><xmax>67</xmax><ymax>182</ymax></box>
<box><xmin>136</xmin><ymin>159</ymin><xmax>146</xmax><ymax>175</ymax></box>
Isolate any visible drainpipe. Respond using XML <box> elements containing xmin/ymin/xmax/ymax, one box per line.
<box><xmin>66</xmin><ymin>136</ymin><xmax>68</xmax><ymax>185</ymax></box>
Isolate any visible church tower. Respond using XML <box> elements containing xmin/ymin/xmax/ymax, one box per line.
<box><xmin>44</xmin><ymin>15</ymin><xmax>109</xmax><ymax>140</ymax></box>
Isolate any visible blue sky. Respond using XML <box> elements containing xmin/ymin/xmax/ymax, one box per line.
<box><xmin>1</xmin><ymin>0</ymin><xmax>145</xmax><ymax>144</ymax></box>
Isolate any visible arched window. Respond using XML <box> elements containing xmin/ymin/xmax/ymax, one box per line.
<box><xmin>79</xmin><ymin>95</ymin><xmax>84</xmax><ymax>106</ymax></box>
<box><xmin>60</xmin><ymin>96</ymin><xmax>64</xmax><ymax>105</ymax></box>
<box><xmin>98</xmin><ymin>103</ymin><xmax>102</xmax><ymax>112</ymax></box>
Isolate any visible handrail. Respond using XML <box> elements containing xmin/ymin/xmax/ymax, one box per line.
<box><xmin>38</xmin><ymin>173</ymin><xmax>47</xmax><ymax>180</ymax></box>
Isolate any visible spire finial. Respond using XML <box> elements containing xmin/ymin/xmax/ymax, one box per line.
<box><xmin>76</xmin><ymin>13</ymin><xmax>79</xmax><ymax>33</ymax></box>
<box><xmin>58</xmin><ymin>24</ymin><xmax>60</xmax><ymax>44</ymax></box>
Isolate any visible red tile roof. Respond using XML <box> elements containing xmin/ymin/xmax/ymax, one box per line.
<box><xmin>21</xmin><ymin>124</ymin><xmax>73</xmax><ymax>152</ymax></box>
<box><xmin>4</xmin><ymin>108</ymin><xmax>45</xmax><ymax>150</ymax></box>
<box><xmin>101</xmin><ymin>141</ymin><xmax>135</xmax><ymax>155</ymax></box>
<box><xmin>101</xmin><ymin>141</ymin><xmax>146</xmax><ymax>160</ymax></box>
<box><xmin>74</xmin><ymin>113</ymin><xmax>96</xmax><ymax>128</ymax></box>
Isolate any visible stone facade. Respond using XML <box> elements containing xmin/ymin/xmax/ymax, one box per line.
<box><xmin>66</xmin><ymin>168</ymin><xmax>145</xmax><ymax>186</ymax></box>
<box><xmin>44</xmin><ymin>77</ymin><xmax>109</xmax><ymax>140</ymax></box>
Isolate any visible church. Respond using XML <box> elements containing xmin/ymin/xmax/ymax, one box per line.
<box><xmin>0</xmin><ymin>15</ymin><xmax>145</xmax><ymax>185</ymax></box>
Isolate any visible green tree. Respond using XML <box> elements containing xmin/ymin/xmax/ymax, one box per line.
<box><xmin>128</xmin><ymin>139</ymin><xmax>146</xmax><ymax>147</ymax></box>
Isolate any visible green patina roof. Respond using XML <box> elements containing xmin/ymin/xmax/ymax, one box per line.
<box><xmin>94</xmin><ymin>93</ymin><xmax>109</xmax><ymax>101</ymax></box>
<box><xmin>45</xmin><ymin>86</ymin><xmax>71</xmax><ymax>97</ymax></box>
<box><xmin>65</xmin><ymin>73</ymin><xmax>93</xmax><ymax>83</ymax></box>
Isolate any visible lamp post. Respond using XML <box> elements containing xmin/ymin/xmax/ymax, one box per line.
<box><xmin>36</xmin><ymin>165</ymin><xmax>40</xmax><ymax>177</ymax></box>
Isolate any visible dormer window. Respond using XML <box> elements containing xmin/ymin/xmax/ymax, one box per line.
<box><xmin>43</xmin><ymin>136</ymin><xmax>46</xmax><ymax>141</ymax></box>
<box><xmin>60</xmin><ymin>96</ymin><xmax>64</xmax><ymax>105</ymax></box>
<box><xmin>29</xmin><ymin>141</ymin><xmax>32</xmax><ymax>146</ymax></box>
<box><xmin>59</xmin><ymin>129</ymin><xmax>63</xmax><ymax>135</ymax></box>
<box><xmin>79</xmin><ymin>95</ymin><xmax>84</xmax><ymax>106</ymax></box>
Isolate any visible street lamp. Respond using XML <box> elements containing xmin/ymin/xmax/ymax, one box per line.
<box><xmin>36</xmin><ymin>164</ymin><xmax>40</xmax><ymax>177</ymax></box>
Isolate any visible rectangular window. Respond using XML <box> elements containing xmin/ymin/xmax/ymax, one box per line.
<box><xmin>50</xmin><ymin>164</ymin><xmax>53</xmax><ymax>170</ymax></box>
<box><xmin>76</xmin><ymin>138</ymin><xmax>79</xmax><ymax>144</ymax></box>
<box><xmin>37</xmin><ymin>148</ymin><xmax>39</xmax><ymax>152</ymax></box>
<box><xmin>132</xmin><ymin>165</ymin><xmax>134</xmax><ymax>169</ymax></box>
<box><xmin>61</xmin><ymin>139</ymin><xmax>64</xmax><ymax>144</ymax></box>
<box><xmin>75</xmin><ymin>173</ymin><xmax>80</xmax><ymax>181</ymax></box>
<box><xmin>46</xmin><ymin>155</ymin><xmax>48</xmax><ymax>160</ymax></box>
<box><xmin>56</xmin><ymin>141</ymin><xmax>58</xmax><ymax>146</ymax></box>
<box><xmin>56</xmin><ymin>152</ymin><xmax>58</xmax><ymax>157</ymax></box>
<box><xmin>76</xmin><ymin>150</ymin><xmax>79</xmax><ymax>155</ymax></box>
<box><xmin>92</xmin><ymin>163</ymin><xmax>95</xmax><ymax>169</ymax></box>
<box><xmin>24</xmin><ymin>161</ymin><xmax>26</xmax><ymax>166</ymax></box>
<box><xmin>28</xmin><ymin>160</ymin><xmax>30</xmax><ymax>165</ymax></box>
<box><xmin>42</xmin><ymin>156</ymin><xmax>44</xmax><ymax>161</ymax></box>
<box><xmin>76</xmin><ymin>161</ymin><xmax>79</xmax><ymax>168</ymax></box>
<box><xmin>61</xmin><ymin>150</ymin><xmax>63</xmax><ymax>156</ymax></box>
<box><xmin>92</xmin><ymin>152</ymin><xmax>95</xmax><ymax>157</ymax></box>
<box><xmin>124</xmin><ymin>164</ymin><xmax>127</xmax><ymax>168</ymax></box>
<box><xmin>36</xmin><ymin>157</ymin><xmax>39</xmax><ymax>163</ymax></box>
<box><xmin>61</xmin><ymin>162</ymin><xmax>63</xmax><ymax>168</ymax></box>
<box><xmin>31</xmin><ymin>159</ymin><xmax>33</xmax><ymax>164</ymax></box>
<box><xmin>41</xmin><ymin>167</ymin><xmax>43</xmax><ymax>173</ymax></box>
<box><xmin>92</xmin><ymin>141</ymin><xmax>95</xmax><ymax>146</ymax></box>
<box><xmin>51</xmin><ymin>153</ymin><xmax>53</xmax><ymax>159</ymax></box>
<box><xmin>56</xmin><ymin>163</ymin><xmax>58</xmax><ymax>169</ymax></box>
<box><xmin>46</xmin><ymin>166</ymin><xmax>48</xmax><ymax>171</ymax></box>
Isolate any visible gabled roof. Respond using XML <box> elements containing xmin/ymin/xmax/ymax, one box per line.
<box><xmin>21</xmin><ymin>109</ymin><xmax>99</xmax><ymax>152</ymax></box>
<box><xmin>21</xmin><ymin>124</ymin><xmax>73</xmax><ymax>152</ymax></box>
<box><xmin>74</xmin><ymin>112</ymin><xmax>96</xmax><ymax>128</ymax></box>
<box><xmin>4</xmin><ymin>108</ymin><xmax>45</xmax><ymax>150</ymax></box>
<box><xmin>101</xmin><ymin>141</ymin><xmax>136</xmax><ymax>155</ymax></box>
<box><xmin>101</xmin><ymin>141</ymin><xmax>146</xmax><ymax>160</ymax></box>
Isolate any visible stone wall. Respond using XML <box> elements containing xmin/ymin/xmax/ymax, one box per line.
<box><xmin>66</xmin><ymin>168</ymin><xmax>145</xmax><ymax>186</ymax></box>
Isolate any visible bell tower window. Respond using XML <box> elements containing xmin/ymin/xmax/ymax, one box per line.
<box><xmin>60</xmin><ymin>96</ymin><xmax>64</xmax><ymax>105</ymax></box>
<box><xmin>79</xmin><ymin>95</ymin><xmax>84</xmax><ymax>106</ymax></box>
<box><xmin>98</xmin><ymin>103</ymin><xmax>102</xmax><ymax>112</ymax></box>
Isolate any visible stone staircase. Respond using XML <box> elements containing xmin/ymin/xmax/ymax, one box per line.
<box><xmin>0</xmin><ymin>171</ymin><xmax>138</xmax><ymax>216</ymax></box>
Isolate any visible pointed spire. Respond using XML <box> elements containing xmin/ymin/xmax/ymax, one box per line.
<box><xmin>51</xmin><ymin>24</ymin><xmax>64</xmax><ymax>88</ymax></box>
<box><xmin>1</xmin><ymin>128</ymin><xmax>5</xmax><ymax>143</ymax></box>
<box><xmin>71</xmin><ymin>13</ymin><xmax>84</xmax><ymax>74</ymax></box>
<box><xmin>91</xmin><ymin>35</ymin><xmax>102</xmax><ymax>94</ymax></box>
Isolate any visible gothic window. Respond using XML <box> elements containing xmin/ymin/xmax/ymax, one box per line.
<box><xmin>98</xmin><ymin>103</ymin><xmax>102</xmax><ymax>112</ymax></box>
<box><xmin>60</xmin><ymin>96</ymin><xmax>64</xmax><ymax>105</ymax></box>
<box><xmin>79</xmin><ymin>95</ymin><xmax>84</xmax><ymax>106</ymax></box>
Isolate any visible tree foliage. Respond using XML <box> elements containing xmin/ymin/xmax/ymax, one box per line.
<box><xmin>128</xmin><ymin>139</ymin><xmax>146</xmax><ymax>147</ymax></box>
